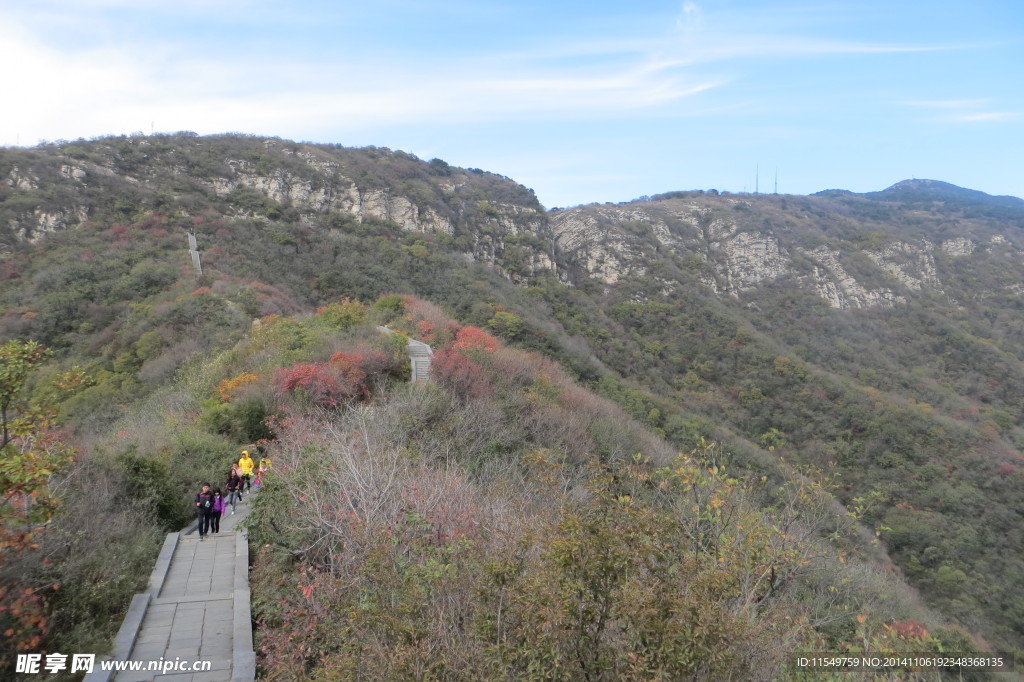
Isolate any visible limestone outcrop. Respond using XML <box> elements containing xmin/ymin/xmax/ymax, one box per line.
<box><xmin>549</xmin><ymin>199</ymin><xmax>1017</xmax><ymax>309</ymax></box>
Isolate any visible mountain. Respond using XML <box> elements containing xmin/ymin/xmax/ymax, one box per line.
<box><xmin>869</xmin><ymin>178</ymin><xmax>1024</xmax><ymax>213</ymax></box>
<box><xmin>1</xmin><ymin>133</ymin><xmax>1022</xmax><ymax>675</ymax></box>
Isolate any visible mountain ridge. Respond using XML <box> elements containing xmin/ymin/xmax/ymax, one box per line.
<box><xmin>1</xmin><ymin>133</ymin><xmax>1022</xmax><ymax>666</ymax></box>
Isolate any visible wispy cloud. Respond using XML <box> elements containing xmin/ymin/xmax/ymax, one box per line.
<box><xmin>3</xmin><ymin>0</ymin><xmax>1020</xmax><ymax>209</ymax></box>
<box><xmin>948</xmin><ymin>111</ymin><xmax>1021</xmax><ymax>123</ymax></box>
<box><xmin>0</xmin><ymin>6</ymin><xmax>733</xmax><ymax>146</ymax></box>
<box><xmin>908</xmin><ymin>99</ymin><xmax>996</xmax><ymax>109</ymax></box>
<box><xmin>906</xmin><ymin>99</ymin><xmax>1020</xmax><ymax>123</ymax></box>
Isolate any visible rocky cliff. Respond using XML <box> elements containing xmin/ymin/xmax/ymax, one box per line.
<box><xmin>0</xmin><ymin>135</ymin><xmax>557</xmax><ymax>280</ymax></box>
<box><xmin>3</xmin><ymin>136</ymin><xmax>1022</xmax><ymax>310</ymax></box>
<box><xmin>550</xmin><ymin>190</ymin><xmax>1024</xmax><ymax>309</ymax></box>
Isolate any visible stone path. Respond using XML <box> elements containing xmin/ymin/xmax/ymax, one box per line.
<box><xmin>85</xmin><ymin>495</ymin><xmax>256</xmax><ymax>682</ymax></box>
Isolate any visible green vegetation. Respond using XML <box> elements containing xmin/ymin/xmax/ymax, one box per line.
<box><xmin>0</xmin><ymin>133</ymin><xmax>1021</xmax><ymax>677</ymax></box>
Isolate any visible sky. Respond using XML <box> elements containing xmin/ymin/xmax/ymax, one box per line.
<box><xmin>1</xmin><ymin>0</ymin><xmax>1022</xmax><ymax>208</ymax></box>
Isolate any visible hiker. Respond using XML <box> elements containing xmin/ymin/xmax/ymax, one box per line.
<box><xmin>195</xmin><ymin>482</ymin><xmax>215</xmax><ymax>540</ymax></box>
<box><xmin>211</xmin><ymin>489</ymin><xmax>225</xmax><ymax>534</ymax></box>
<box><xmin>226</xmin><ymin>465</ymin><xmax>243</xmax><ymax>514</ymax></box>
<box><xmin>253</xmin><ymin>457</ymin><xmax>270</xmax><ymax>490</ymax></box>
<box><xmin>238</xmin><ymin>450</ymin><xmax>255</xmax><ymax>492</ymax></box>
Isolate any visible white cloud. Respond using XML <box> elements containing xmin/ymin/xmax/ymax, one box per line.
<box><xmin>0</xmin><ymin>1</ymin><xmax>988</xmax><ymax>152</ymax></box>
<box><xmin>907</xmin><ymin>99</ymin><xmax>994</xmax><ymax>109</ymax></box>
<box><xmin>0</xmin><ymin>9</ymin><xmax>730</xmax><ymax>146</ymax></box>
<box><xmin>948</xmin><ymin>112</ymin><xmax>1021</xmax><ymax>123</ymax></box>
<box><xmin>905</xmin><ymin>99</ymin><xmax>1019</xmax><ymax>123</ymax></box>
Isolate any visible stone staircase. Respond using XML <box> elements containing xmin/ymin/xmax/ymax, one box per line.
<box><xmin>407</xmin><ymin>338</ymin><xmax>433</xmax><ymax>382</ymax></box>
<box><xmin>85</xmin><ymin>498</ymin><xmax>255</xmax><ymax>681</ymax></box>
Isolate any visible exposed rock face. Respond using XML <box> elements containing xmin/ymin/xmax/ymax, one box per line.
<box><xmin>347</xmin><ymin>188</ymin><xmax>453</xmax><ymax>234</ymax></box>
<box><xmin>470</xmin><ymin>204</ymin><xmax>555</xmax><ymax>282</ymax></box>
<box><xmin>799</xmin><ymin>247</ymin><xmax>904</xmax><ymax>308</ymax></box>
<box><xmin>2</xmin><ymin>138</ymin><xmax>557</xmax><ymax>288</ymax></box>
<box><xmin>941</xmin><ymin>238</ymin><xmax>975</xmax><ymax>257</ymax></box>
<box><xmin>9</xmin><ymin>207</ymin><xmax>90</xmax><ymax>242</ymax></box>
<box><xmin>864</xmin><ymin>241</ymin><xmax>941</xmax><ymax>292</ymax></box>
<box><xmin>205</xmin><ymin>159</ymin><xmax>456</xmax><ymax>234</ymax></box>
<box><xmin>548</xmin><ymin>201</ymin><xmax>1009</xmax><ymax>310</ymax></box>
<box><xmin>552</xmin><ymin>210</ymin><xmax>649</xmax><ymax>283</ymax></box>
<box><xmin>4</xmin><ymin>135</ymin><xmax>1020</xmax><ymax>308</ymax></box>
<box><xmin>60</xmin><ymin>165</ymin><xmax>87</xmax><ymax>182</ymax></box>
<box><xmin>6</xmin><ymin>168</ymin><xmax>39</xmax><ymax>190</ymax></box>
<box><xmin>195</xmin><ymin>150</ymin><xmax>554</xmax><ymax>279</ymax></box>
<box><xmin>708</xmin><ymin>230</ymin><xmax>791</xmax><ymax>295</ymax></box>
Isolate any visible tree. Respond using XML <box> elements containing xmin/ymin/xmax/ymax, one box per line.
<box><xmin>0</xmin><ymin>340</ymin><xmax>49</xmax><ymax>449</ymax></box>
<box><xmin>0</xmin><ymin>340</ymin><xmax>75</xmax><ymax>663</ymax></box>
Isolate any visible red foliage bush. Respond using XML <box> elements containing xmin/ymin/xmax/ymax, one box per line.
<box><xmin>274</xmin><ymin>348</ymin><xmax>397</xmax><ymax>409</ymax></box>
<box><xmin>403</xmin><ymin>297</ymin><xmax>457</xmax><ymax>346</ymax></box>
<box><xmin>136</xmin><ymin>215</ymin><xmax>165</xmax><ymax>231</ymax></box>
<box><xmin>452</xmin><ymin>326</ymin><xmax>499</xmax><ymax>353</ymax></box>
<box><xmin>417</xmin><ymin>320</ymin><xmax>436</xmax><ymax>342</ymax></box>
<box><xmin>0</xmin><ymin>262</ymin><xmax>22</xmax><ymax>281</ymax></box>
<box><xmin>431</xmin><ymin>347</ymin><xmax>493</xmax><ymax>400</ymax></box>
<box><xmin>328</xmin><ymin>352</ymin><xmax>369</xmax><ymax>401</ymax></box>
<box><xmin>274</xmin><ymin>363</ymin><xmax>345</xmax><ymax>409</ymax></box>
<box><xmin>334</xmin><ymin>346</ymin><xmax>393</xmax><ymax>380</ymax></box>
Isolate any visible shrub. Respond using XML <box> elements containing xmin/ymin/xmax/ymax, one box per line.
<box><xmin>117</xmin><ymin>450</ymin><xmax>188</xmax><ymax>528</ymax></box>
<box><xmin>430</xmin><ymin>348</ymin><xmax>493</xmax><ymax>400</ymax></box>
<box><xmin>215</xmin><ymin>372</ymin><xmax>260</xmax><ymax>401</ymax></box>
<box><xmin>452</xmin><ymin>325</ymin><xmax>500</xmax><ymax>353</ymax></box>
<box><xmin>202</xmin><ymin>396</ymin><xmax>274</xmax><ymax>443</ymax></box>
<box><xmin>373</xmin><ymin>294</ymin><xmax>405</xmax><ymax>313</ymax></box>
<box><xmin>274</xmin><ymin>363</ymin><xmax>345</xmax><ymax>409</ymax></box>
<box><xmin>315</xmin><ymin>297</ymin><xmax>367</xmax><ymax>329</ymax></box>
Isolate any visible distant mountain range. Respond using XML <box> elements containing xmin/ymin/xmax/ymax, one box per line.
<box><xmin>866</xmin><ymin>178</ymin><xmax>1024</xmax><ymax>208</ymax></box>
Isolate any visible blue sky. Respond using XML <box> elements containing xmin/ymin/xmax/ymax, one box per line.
<box><xmin>2</xmin><ymin>0</ymin><xmax>1021</xmax><ymax>208</ymax></box>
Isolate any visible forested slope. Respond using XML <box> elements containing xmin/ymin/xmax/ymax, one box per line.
<box><xmin>0</xmin><ymin>133</ymin><xmax>1020</xmax><ymax>678</ymax></box>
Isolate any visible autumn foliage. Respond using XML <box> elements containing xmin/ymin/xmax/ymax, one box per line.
<box><xmin>0</xmin><ymin>341</ymin><xmax>75</xmax><ymax>666</ymax></box>
<box><xmin>430</xmin><ymin>348</ymin><xmax>492</xmax><ymax>400</ymax></box>
<box><xmin>273</xmin><ymin>348</ymin><xmax>394</xmax><ymax>409</ymax></box>
<box><xmin>274</xmin><ymin>362</ymin><xmax>350</xmax><ymax>409</ymax></box>
<box><xmin>451</xmin><ymin>325</ymin><xmax>500</xmax><ymax>353</ymax></box>
<box><xmin>215</xmin><ymin>372</ymin><xmax>260</xmax><ymax>402</ymax></box>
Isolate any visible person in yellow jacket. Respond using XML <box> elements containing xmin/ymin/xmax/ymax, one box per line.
<box><xmin>238</xmin><ymin>450</ymin><xmax>255</xmax><ymax>492</ymax></box>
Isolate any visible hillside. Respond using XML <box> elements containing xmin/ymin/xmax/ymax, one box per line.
<box><xmin>1</xmin><ymin>133</ymin><xmax>1022</xmax><ymax>676</ymax></box>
